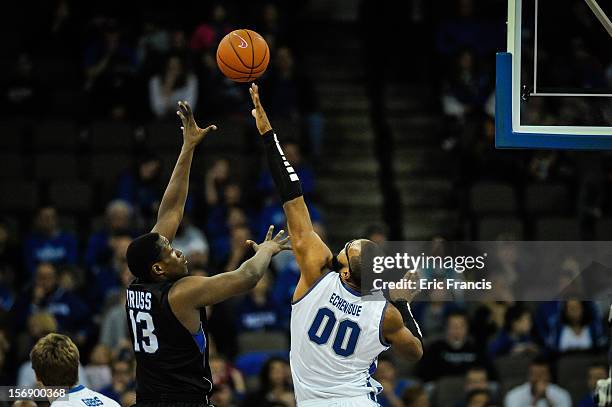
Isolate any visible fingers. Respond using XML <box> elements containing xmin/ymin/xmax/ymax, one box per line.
<box><xmin>246</xmin><ymin>240</ymin><xmax>257</xmax><ymax>250</ymax></box>
<box><xmin>203</xmin><ymin>124</ymin><xmax>218</xmax><ymax>133</ymax></box>
<box><xmin>249</xmin><ymin>83</ymin><xmax>261</xmax><ymax>107</ymax></box>
<box><xmin>178</xmin><ymin>100</ymin><xmax>192</xmax><ymax>116</ymax></box>
<box><xmin>273</xmin><ymin>229</ymin><xmax>285</xmax><ymax>241</ymax></box>
<box><xmin>265</xmin><ymin>225</ymin><xmax>274</xmax><ymax>241</ymax></box>
<box><xmin>251</xmin><ymin>109</ymin><xmax>257</xmax><ymax>119</ymax></box>
<box><xmin>280</xmin><ymin>243</ymin><xmax>292</xmax><ymax>251</ymax></box>
<box><xmin>277</xmin><ymin>236</ymin><xmax>290</xmax><ymax>246</ymax></box>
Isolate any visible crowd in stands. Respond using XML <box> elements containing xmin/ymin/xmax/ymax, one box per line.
<box><xmin>0</xmin><ymin>1</ymin><xmax>610</xmax><ymax>407</ymax></box>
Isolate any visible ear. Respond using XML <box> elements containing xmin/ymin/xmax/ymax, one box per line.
<box><xmin>340</xmin><ymin>268</ymin><xmax>350</xmax><ymax>282</ymax></box>
<box><xmin>152</xmin><ymin>263</ymin><xmax>163</xmax><ymax>276</ymax></box>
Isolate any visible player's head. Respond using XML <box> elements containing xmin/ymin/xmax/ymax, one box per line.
<box><xmin>126</xmin><ymin>232</ymin><xmax>188</xmax><ymax>282</ymax></box>
<box><xmin>30</xmin><ymin>333</ymin><xmax>79</xmax><ymax>387</ymax></box>
<box><xmin>336</xmin><ymin>239</ymin><xmax>382</xmax><ymax>288</ymax></box>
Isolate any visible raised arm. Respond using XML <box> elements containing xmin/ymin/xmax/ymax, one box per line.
<box><xmin>169</xmin><ymin>226</ymin><xmax>290</xmax><ymax>308</ymax></box>
<box><xmin>248</xmin><ymin>84</ymin><xmax>332</xmax><ymax>289</ymax></box>
<box><xmin>151</xmin><ymin>101</ymin><xmax>216</xmax><ymax>241</ymax></box>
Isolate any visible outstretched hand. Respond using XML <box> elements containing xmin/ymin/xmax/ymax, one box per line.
<box><xmin>246</xmin><ymin>225</ymin><xmax>291</xmax><ymax>256</ymax></box>
<box><xmin>249</xmin><ymin>83</ymin><xmax>273</xmax><ymax>135</ymax></box>
<box><xmin>176</xmin><ymin>100</ymin><xmax>217</xmax><ymax>149</ymax></box>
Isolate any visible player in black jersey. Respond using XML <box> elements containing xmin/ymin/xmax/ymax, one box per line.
<box><xmin>124</xmin><ymin>101</ymin><xmax>290</xmax><ymax>407</ymax></box>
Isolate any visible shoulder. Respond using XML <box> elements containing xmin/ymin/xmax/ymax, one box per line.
<box><xmin>505</xmin><ymin>383</ymin><xmax>529</xmax><ymax>400</ymax></box>
<box><xmin>548</xmin><ymin>384</ymin><xmax>571</xmax><ymax>400</ymax></box>
<box><xmin>382</xmin><ymin>303</ymin><xmax>404</xmax><ymax>333</ymax></box>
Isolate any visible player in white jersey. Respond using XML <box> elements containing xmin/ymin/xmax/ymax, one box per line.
<box><xmin>249</xmin><ymin>83</ymin><xmax>424</xmax><ymax>406</ymax></box>
<box><xmin>30</xmin><ymin>333</ymin><xmax>120</xmax><ymax>407</ymax></box>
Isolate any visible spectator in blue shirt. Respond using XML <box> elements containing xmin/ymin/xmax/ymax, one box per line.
<box><xmin>85</xmin><ymin>200</ymin><xmax>135</xmax><ymax>269</ymax></box>
<box><xmin>11</xmin><ymin>262</ymin><xmax>89</xmax><ymax>337</ymax></box>
<box><xmin>23</xmin><ymin>206</ymin><xmax>78</xmax><ymax>277</ymax></box>
<box><xmin>235</xmin><ymin>271</ymin><xmax>281</xmax><ymax>332</ymax></box>
<box><xmin>88</xmin><ymin>232</ymin><xmax>131</xmax><ymax>313</ymax></box>
<box><xmin>578</xmin><ymin>363</ymin><xmax>609</xmax><ymax>407</ymax></box>
<box><xmin>116</xmin><ymin>155</ymin><xmax>164</xmax><ymax>220</ymax></box>
<box><xmin>374</xmin><ymin>356</ymin><xmax>415</xmax><ymax>407</ymax></box>
<box><xmin>488</xmin><ymin>304</ymin><xmax>539</xmax><ymax>358</ymax></box>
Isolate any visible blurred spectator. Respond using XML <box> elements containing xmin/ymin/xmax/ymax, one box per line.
<box><xmin>204</xmin><ymin>158</ymin><xmax>232</xmax><ymax>208</ymax></box>
<box><xmin>578</xmin><ymin>362</ymin><xmax>609</xmax><ymax>407</ymax></box>
<box><xmin>256</xmin><ymin>3</ymin><xmax>286</xmax><ymax>49</ymax></box>
<box><xmin>89</xmin><ymin>231</ymin><xmax>131</xmax><ymax>312</ymax></box>
<box><xmin>470</xmin><ymin>301</ymin><xmax>511</xmax><ymax>351</ymax></box>
<box><xmin>236</xmin><ymin>271</ymin><xmax>280</xmax><ymax>332</ymax></box>
<box><xmin>84</xmin><ymin>21</ymin><xmax>138</xmax><ymax>119</ymax></box>
<box><xmin>16</xmin><ymin>312</ymin><xmax>57</xmax><ymax>365</ymax></box>
<box><xmin>488</xmin><ymin>304</ymin><xmax>538</xmax><ymax>358</ymax></box>
<box><xmin>364</xmin><ymin>223</ymin><xmax>389</xmax><ymax>244</ymax></box>
<box><xmin>136</xmin><ymin>19</ymin><xmax>170</xmax><ymax>72</ymax></box>
<box><xmin>12</xmin><ymin>263</ymin><xmax>89</xmax><ymax>336</ymax></box>
<box><xmin>262</xmin><ymin>48</ymin><xmax>323</xmax><ymax>157</ymax></box>
<box><xmin>208</xmin><ymin>206</ymin><xmax>249</xmax><ymax>268</ymax></box>
<box><xmin>224</xmin><ymin>225</ymin><xmax>253</xmax><ymax>272</ymax></box>
<box><xmin>99</xmin><ymin>264</ymin><xmax>132</xmax><ymax>349</ymax></box>
<box><xmin>1</xmin><ymin>53</ymin><xmax>42</xmax><ymax>117</ymax></box>
<box><xmin>411</xmin><ymin>289</ymin><xmax>461</xmax><ymax>342</ymax></box>
<box><xmin>210</xmin><ymin>355</ymin><xmax>246</xmax><ymax>403</ymax></box>
<box><xmin>504</xmin><ymin>356</ymin><xmax>571</xmax><ymax>407</ymax></box>
<box><xmin>0</xmin><ymin>221</ymin><xmax>19</xmax><ymax>311</ymax></box>
<box><xmin>402</xmin><ymin>384</ymin><xmax>430</xmax><ymax>407</ymax></box>
<box><xmin>23</xmin><ymin>206</ymin><xmax>78</xmax><ymax>277</ymax></box>
<box><xmin>173</xmin><ymin>216</ymin><xmax>209</xmax><ymax>266</ymax></box>
<box><xmin>190</xmin><ymin>4</ymin><xmax>233</xmax><ymax>52</ymax></box>
<box><xmin>15</xmin><ymin>313</ymin><xmax>91</xmax><ymax>388</ymax></box>
<box><xmin>84</xmin><ymin>344</ymin><xmax>113</xmax><ymax>391</ymax></box>
<box><xmin>99</xmin><ymin>358</ymin><xmax>135</xmax><ymax>403</ymax></box>
<box><xmin>85</xmin><ymin>200</ymin><xmax>134</xmax><ymax>269</ymax></box>
<box><xmin>465</xmin><ymin>389</ymin><xmax>491</xmax><ymax>407</ymax></box>
<box><xmin>418</xmin><ymin>311</ymin><xmax>489</xmax><ymax>382</ymax></box>
<box><xmin>0</xmin><ymin>330</ymin><xmax>11</xmax><ymax>384</ymax></box>
<box><xmin>149</xmin><ymin>54</ymin><xmax>198</xmax><ymax>119</ymax></box>
<box><xmin>441</xmin><ymin>49</ymin><xmax>491</xmax><ymax>123</ymax></box>
<box><xmin>556</xmin><ymin>299</ymin><xmax>606</xmax><ymax>353</ymax></box>
<box><xmin>116</xmin><ymin>155</ymin><xmax>163</xmax><ymax>219</ymax></box>
<box><xmin>454</xmin><ymin>366</ymin><xmax>497</xmax><ymax>407</ymax></box>
<box><xmin>374</xmin><ymin>356</ymin><xmax>415</xmax><ymax>407</ymax></box>
<box><xmin>242</xmin><ymin>356</ymin><xmax>294</xmax><ymax>407</ymax></box>
<box><xmin>272</xmin><ymin>254</ymin><xmax>299</xmax><ymax>328</ymax></box>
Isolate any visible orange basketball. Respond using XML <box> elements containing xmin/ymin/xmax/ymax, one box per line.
<box><xmin>216</xmin><ymin>29</ymin><xmax>270</xmax><ymax>83</ymax></box>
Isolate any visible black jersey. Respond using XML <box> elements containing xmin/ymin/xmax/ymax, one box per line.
<box><xmin>126</xmin><ymin>278</ymin><xmax>212</xmax><ymax>403</ymax></box>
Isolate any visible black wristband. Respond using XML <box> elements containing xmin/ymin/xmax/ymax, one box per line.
<box><xmin>391</xmin><ymin>300</ymin><xmax>423</xmax><ymax>343</ymax></box>
<box><xmin>262</xmin><ymin>130</ymin><xmax>303</xmax><ymax>203</ymax></box>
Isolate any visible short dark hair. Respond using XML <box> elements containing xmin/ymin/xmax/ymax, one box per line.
<box><xmin>126</xmin><ymin>232</ymin><xmax>162</xmax><ymax>280</ymax></box>
<box><xmin>466</xmin><ymin>389</ymin><xmax>490</xmax><ymax>403</ymax></box>
<box><xmin>348</xmin><ymin>240</ymin><xmax>383</xmax><ymax>287</ymax></box>
<box><xmin>504</xmin><ymin>304</ymin><xmax>530</xmax><ymax>330</ymax></box>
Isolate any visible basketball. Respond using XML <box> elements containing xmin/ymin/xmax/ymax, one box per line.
<box><xmin>216</xmin><ymin>29</ymin><xmax>270</xmax><ymax>83</ymax></box>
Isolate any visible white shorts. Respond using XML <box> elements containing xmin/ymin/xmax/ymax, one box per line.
<box><xmin>298</xmin><ymin>395</ymin><xmax>380</xmax><ymax>407</ymax></box>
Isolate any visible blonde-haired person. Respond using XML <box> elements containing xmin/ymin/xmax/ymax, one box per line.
<box><xmin>30</xmin><ymin>333</ymin><xmax>119</xmax><ymax>407</ymax></box>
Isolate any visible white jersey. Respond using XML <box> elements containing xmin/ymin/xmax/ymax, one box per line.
<box><xmin>51</xmin><ymin>385</ymin><xmax>120</xmax><ymax>407</ymax></box>
<box><xmin>290</xmin><ymin>272</ymin><xmax>390</xmax><ymax>404</ymax></box>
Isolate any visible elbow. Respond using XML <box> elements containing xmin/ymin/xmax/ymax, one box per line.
<box><xmin>412</xmin><ymin>339</ymin><xmax>424</xmax><ymax>361</ymax></box>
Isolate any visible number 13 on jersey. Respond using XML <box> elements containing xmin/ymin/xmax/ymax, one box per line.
<box><xmin>129</xmin><ymin>310</ymin><xmax>159</xmax><ymax>353</ymax></box>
